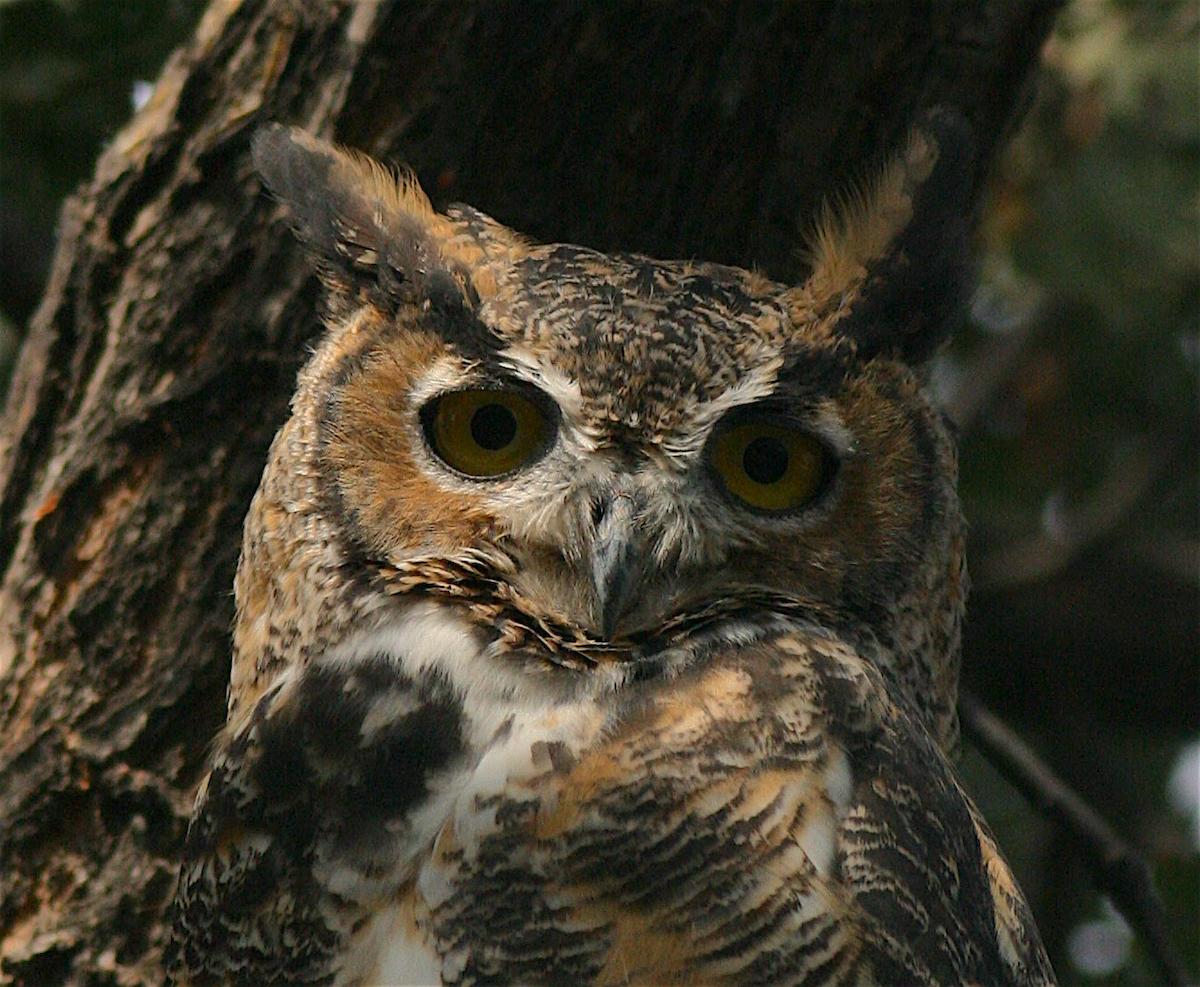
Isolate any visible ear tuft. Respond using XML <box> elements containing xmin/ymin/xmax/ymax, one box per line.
<box><xmin>251</xmin><ymin>124</ymin><xmax>474</xmax><ymax>316</ymax></box>
<box><xmin>789</xmin><ymin>108</ymin><xmax>977</xmax><ymax>365</ymax></box>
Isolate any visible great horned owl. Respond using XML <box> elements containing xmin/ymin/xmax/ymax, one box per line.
<box><xmin>167</xmin><ymin>114</ymin><xmax>1055</xmax><ymax>986</ymax></box>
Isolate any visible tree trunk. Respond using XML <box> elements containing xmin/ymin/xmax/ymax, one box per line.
<box><xmin>0</xmin><ymin>2</ymin><xmax>1062</xmax><ymax>983</ymax></box>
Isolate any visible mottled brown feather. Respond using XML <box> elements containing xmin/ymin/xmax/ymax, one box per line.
<box><xmin>169</xmin><ymin>117</ymin><xmax>1050</xmax><ymax>987</ymax></box>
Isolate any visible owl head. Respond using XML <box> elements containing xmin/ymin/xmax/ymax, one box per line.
<box><xmin>238</xmin><ymin>113</ymin><xmax>973</xmax><ymax>751</ymax></box>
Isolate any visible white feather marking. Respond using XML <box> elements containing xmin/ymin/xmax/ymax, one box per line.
<box><xmin>796</xmin><ymin>805</ymin><xmax>838</xmax><ymax>879</ymax></box>
<box><xmin>314</xmin><ymin>860</ymin><xmax>377</xmax><ymax>900</ymax></box>
<box><xmin>657</xmin><ymin>360</ymin><xmax>783</xmax><ymax>465</ymax></box>
<box><xmin>405</xmin><ymin>354</ymin><xmax>477</xmax><ymax>408</ymax></box>
<box><xmin>332</xmin><ymin>604</ymin><xmax>478</xmax><ymax>678</ymax></box>
<box><xmin>362</xmin><ymin>904</ymin><xmax>444</xmax><ymax>986</ymax></box>
<box><xmin>341</xmin><ymin>605</ymin><xmax>580</xmax><ymax>743</ymax></box>
<box><xmin>498</xmin><ymin>343</ymin><xmax>585</xmax><ymax>418</ymax></box>
<box><xmin>358</xmin><ymin>690</ymin><xmax>423</xmax><ymax>742</ymax></box>
<box><xmin>825</xmin><ymin>747</ymin><xmax>854</xmax><ymax>809</ymax></box>
<box><xmin>810</xmin><ymin>401</ymin><xmax>857</xmax><ymax>457</ymax></box>
<box><xmin>788</xmin><ymin>749</ymin><xmax>852</xmax><ymax>883</ymax></box>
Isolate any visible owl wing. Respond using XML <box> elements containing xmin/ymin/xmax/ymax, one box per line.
<box><xmin>166</xmin><ymin>653</ymin><xmax>467</xmax><ymax>987</ymax></box>
<box><xmin>415</xmin><ymin>632</ymin><xmax>1055</xmax><ymax>986</ymax></box>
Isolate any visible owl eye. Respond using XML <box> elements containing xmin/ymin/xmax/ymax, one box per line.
<box><xmin>424</xmin><ymin>389</ymin><xmax>552</xmax><ymax>477</ymax></box>
<box><xmin>710</xmin><ymin>420</ymin><xmax>832</xmax><ymax>512</ymax></box>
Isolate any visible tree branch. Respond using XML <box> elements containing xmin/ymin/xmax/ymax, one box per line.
<box><xmin>959</xmin><ymin>689</ymin><xmax>1193</xmax><ymax>986</ymax></box>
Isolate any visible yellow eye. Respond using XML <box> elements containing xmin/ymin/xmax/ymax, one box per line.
<box><xmin>710</xmin><ymin>421</ymin><xmax>830</xmax><ymax>512</ymax></box>
<box><xmin>425</xmin><ymin>389</ymin><xmax>551</xmax><ymax>477</ymax></box>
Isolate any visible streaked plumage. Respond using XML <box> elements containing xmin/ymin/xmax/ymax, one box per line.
<box><xmin>167</xmin><ymin>115</ymin><xmax>1055</xmax><ymax>986</ymax></box>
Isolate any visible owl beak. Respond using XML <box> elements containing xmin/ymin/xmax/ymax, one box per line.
<box><xmin>591</xmin><ymin>492</ymin><xmax>642</xmax><ymax>639</ymax></box>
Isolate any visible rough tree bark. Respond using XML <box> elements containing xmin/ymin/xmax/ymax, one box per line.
<box><xmin>0</xmin><ymin>2</ymin><xmax>1063</xmax><ymax>984</ymax></box>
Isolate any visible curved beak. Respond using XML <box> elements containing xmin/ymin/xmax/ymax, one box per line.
<box><xmin>590</xmin><ymin>493</ymin><xmax>643</xmax><ymax>639</ymax></box>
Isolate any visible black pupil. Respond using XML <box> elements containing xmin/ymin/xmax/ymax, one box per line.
<box><xmin>743</xmin><ymin>435</ymin><xmax>788</xmax><ymax>485</ymax></box>
<box><xmin>470</xmin><ymin>403</ymin><xmax>518</xmax><ymax>450</ymax></box>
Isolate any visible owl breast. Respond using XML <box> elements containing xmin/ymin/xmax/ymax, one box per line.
<box><xmin>330</xmin><ymin>613</ymin><xmax>1049</xmax><ymax>987</ymax></box>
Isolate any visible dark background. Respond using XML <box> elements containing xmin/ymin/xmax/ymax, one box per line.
<box><xmin>1</xmin><ymin>0</ymin><xmax>1195</xmax><ymax>981</ymax></box>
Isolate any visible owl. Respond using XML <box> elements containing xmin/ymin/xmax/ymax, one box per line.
<box><xmin>167</xmin><ymin>114</ymin><xmax>1056</xmax><ymax>986</ymax></box>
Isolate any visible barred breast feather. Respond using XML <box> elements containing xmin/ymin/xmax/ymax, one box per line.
<box><xmin>170</xmin><ymin>618</ymin><xmax>1053</xmax><ymax>987</ymax></box>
